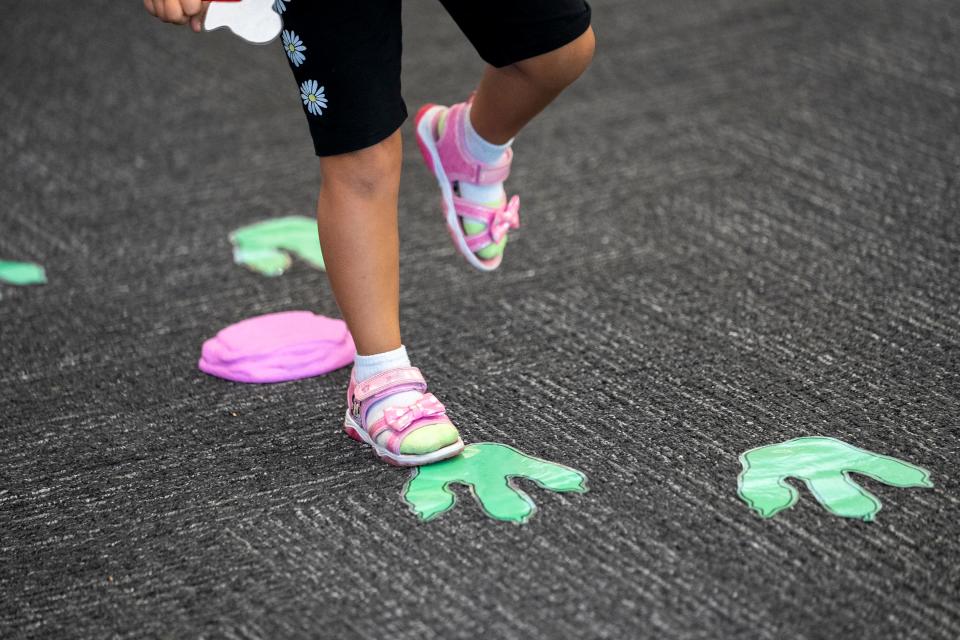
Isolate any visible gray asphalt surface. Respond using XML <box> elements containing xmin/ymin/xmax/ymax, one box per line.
<box><xmin>2</xmin><ymin>0</ymin><xmax>959</xmax><ymax>637</ymax></box>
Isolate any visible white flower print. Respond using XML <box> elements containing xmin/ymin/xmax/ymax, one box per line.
<box><xmin>274</xmin><ymin>0</ymin><xmax>289</xmax><ymax>14</ymax></box>
<box><xmin>282</xmin><ymin>30</ymin><xmax>306</xmax><ymax>67</ymax></box>
<box><xmin>300</xmin><ymin>80</ymin><xmax>327</xmax><ymax>116</ymax></box>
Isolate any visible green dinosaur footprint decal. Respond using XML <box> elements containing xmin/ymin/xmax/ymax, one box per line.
<box><xmin>402</xmin><ymin>443</ymin><xmax>588</xmax><ymax>523</ymax></box>
<box><xmin>738</xmin><ymin>436</ymin><xmax>932</xmax><ymax>521</ymax></box>
<box><xmin>0</xmin><ymin>260</ymin><xmax>47</xmax><ymax>286</ymax></box>
<box><xmin>230</xmin><ymin>216</ymin><xmax>324</xmax><ymax>277</ymax></box>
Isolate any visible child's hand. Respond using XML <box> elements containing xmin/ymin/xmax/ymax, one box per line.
<box><xmin>143</xmin><ymin>0</ymin><xmax>210</xmax><ymax>33</ymax></box>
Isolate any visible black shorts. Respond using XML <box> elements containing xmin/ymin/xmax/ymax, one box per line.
<box><xmin>276</xmin><ymin>0</ymin><xmax>592</xmax><ymax>156</ymax></box>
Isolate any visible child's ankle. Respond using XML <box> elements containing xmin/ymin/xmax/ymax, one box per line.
<box><xmin>353</xmin><ymin>345</ymin><xmax>424</xmax><ymax>448</ymax></box>
<box><xmin>436</xmin><ymin>103</ymin><xmax>514</xmax><ymax>168</ymax></box>
<box><xmin>353</xmin><ymin>344</ymin><xmax>410</xmax><ymax>381</ymax></box>
<box><xmin>464</xmin><ymin>105</ymin><xmax>513</xmax><ymax>166</ymax></box>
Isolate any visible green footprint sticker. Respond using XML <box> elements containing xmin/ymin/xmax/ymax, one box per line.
<box><xmin>738</xmin><ymin>436</ymin><xmax>932</xmax><ymax>521</ymax></box>
<box><xmin>230</xmin><ymin>216</ymin><xmax>324</xmax><ymax>277</ymax></box>
<box><xmin>0</xmin><ymin>260</ymin><xmax>47</xmax><ymax>286</ymax></box>
<box><xmin>402</xmin><ymin>443</ymin><xmax>588</xmax><ymax>523</ymax></box>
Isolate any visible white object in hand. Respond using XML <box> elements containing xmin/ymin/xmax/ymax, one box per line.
<box><xmin>205</xmin><ymin>0</ymin><xmax>282</xmax><ymax>45</ymax></box>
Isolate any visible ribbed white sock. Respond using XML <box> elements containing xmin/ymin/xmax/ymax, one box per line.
<box><xmin>464</xmin><ymin>105</ymin><xmax>513</xmax><ymax>165</ymax></box>
<box><xmin>353</xmin><ymin>345</ymin><xmax>423</xmax><ymax>446</ymax></box>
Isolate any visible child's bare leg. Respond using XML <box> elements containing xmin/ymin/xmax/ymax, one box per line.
<box><xmin>317</xmin><ymin>129</ymin><xmax>462</xmax><ymax>462</ymax></box>
<box><xmin>316</xmin><ymin>130</ymin><xmax>402</xmax><ymax>356</ymax></box>
<box><xmin>417</xmin><ymin>26</ymin><xmax>595</xmax><ymax>266</ymax></box>
<box><xmin>470</xmin><ymin>26</ymin><xmax>596</xmax><ymax>144</ymax></box>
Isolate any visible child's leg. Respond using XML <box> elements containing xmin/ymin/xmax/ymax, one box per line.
<box><xmin>278</xmin><ymin>0</ymin><xmax>408</xmax><ymax>355</ymax></box>
<box><xmin>318</xmin><ymin>132</ymin><xmax>461</xmax><ymax>465</ymax></box>
<box><xmin>470</xmin><ymin>26</ymin><xmax>596</xmax><ymax>145</ymax></box>
<box><xmin>280</xmin><ymin>0</ymin><xmax>462</xmax><ymax>464</ymax></box>
<box><xmin>316</xmin><ymin>130</ymin><xmax>402</xmax><ymax>356</ymax></box>
<box><xmin>416</xmin><ymin>0</ymin><xmax>594</xmax><ymax>269</ymax></box>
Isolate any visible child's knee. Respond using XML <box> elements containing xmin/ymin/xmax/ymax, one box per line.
<box><xmin>515</xmin><ymin>26</ymin><xmax>595</xmax><ymax>91</ymax></box>
<box><xmin>319</xmin><ymin>130</ymin><xmax>402</xmax><ymax>199</ymax></box>
<box><xmin>552</xmin><ymin>26</ymin><xmax>595</xmax><ymax>86</ymax></box>
<box><xmin>566</xmin><ymin>26</ymin><xmax>596</xmax><ymax>77</ymax></box>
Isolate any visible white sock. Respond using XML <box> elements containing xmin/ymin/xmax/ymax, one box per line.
<box><xmin>464</xmin><ymin>105</ymin><xmax>513</xmax><ymax>165</ymax></box>
<box><xmin>458</xmin><ymin>180</ymin><xmax>506</xmax><ymax>207</ymax></box>
<box><xmin>353</xmin><ymin>345</ymin><xmax>423</xmax><ymax>446</ymax></box>
<box><xmin>456</xmin><ymin>105</ymin><xmax>512</xmax><ymax>205</ymax></box>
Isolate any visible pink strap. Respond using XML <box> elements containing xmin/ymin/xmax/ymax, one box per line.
<box><xmin>455</xmin><ymin>195</ymin><xmax>521</xmax><ymax>252</ymax></box>
<box><xmin>470</xmin><ymin>150</ymin><xmax>513</xmax><ymax>184</ymax></box>
<box><xmin>436</xmin><ymin>103</ymin><xmax>513</xmax><ymax>186</ymax></box>
<box><xmin>453</xmin><ymin>198</ymin><xmax>497</xmax><ymax>224</ymax></box>
<box><xmin>352</xmin><ymin>367</ymin><xmax>425</xmax><ymax>402</ymax></box>
<box><xmin>465</xmin><ymin>231</ymin><xmax>492</xmax><ymax>252</ymax></box>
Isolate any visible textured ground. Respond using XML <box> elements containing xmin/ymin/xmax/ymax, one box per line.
<box><xmin>2</xmin><ymin>0</ymin><xmax>959</xmax><ymax>638</ymax></box>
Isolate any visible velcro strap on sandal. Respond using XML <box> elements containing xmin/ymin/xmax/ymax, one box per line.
<box><xmin>469</xmin><ymin>148</ymin><xmax>513</xmax><ymax>185</ymax></box>
<box><xmin>352</xmin><ymin>367</ymin><xmax>427</xmax><ymax>402</ymax></box>
<box><xmin>441</xmin><ymin>102</ymin><xmax>514</xmax><ymax>186</ymax></box>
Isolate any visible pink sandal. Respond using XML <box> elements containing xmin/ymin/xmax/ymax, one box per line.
<box><xmin>415</xmin><ymin>98</ymin><xmax>520</xmax><ymax>272</ymax></box>
<box><xmin>343</xmin><ymin>366</ymin><xmax>464</xmax><ymax>466</ymax></box>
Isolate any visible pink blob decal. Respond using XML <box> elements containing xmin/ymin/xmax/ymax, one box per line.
<box><xmin>199</xmin><ymin>311</ymin><xmax>355</xmax><ymax>383</ymax></box>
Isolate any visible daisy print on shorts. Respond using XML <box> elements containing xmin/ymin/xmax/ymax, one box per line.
<box><xmin>282</xmin><ymin>30</ymin><xmax>306</xmax><ymax>67</ymax></box>
<box><xmin>300</xmin><ymin>80</ymin><xmax>327</xmax><ymax>116</ymax></box>
<box><xmin>274</xmin><ymin>0</ymin><xmax>289</xmax><ymax>14</ymax></box>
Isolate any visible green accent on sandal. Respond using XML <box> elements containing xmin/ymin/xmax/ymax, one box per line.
<box><xmin>463</xmin><ymin>219</ymin><xmax>507</xmax><ymax>258</ymax></box>
<box><xmin>436</xmin><ymin>109</ymin><xmax>450</xmax><ymax>138</ymax></box>
<box><xmin>398</xmin><ymin>422</ymin><xmax>460</xmax><ymax>455</ymax></box>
